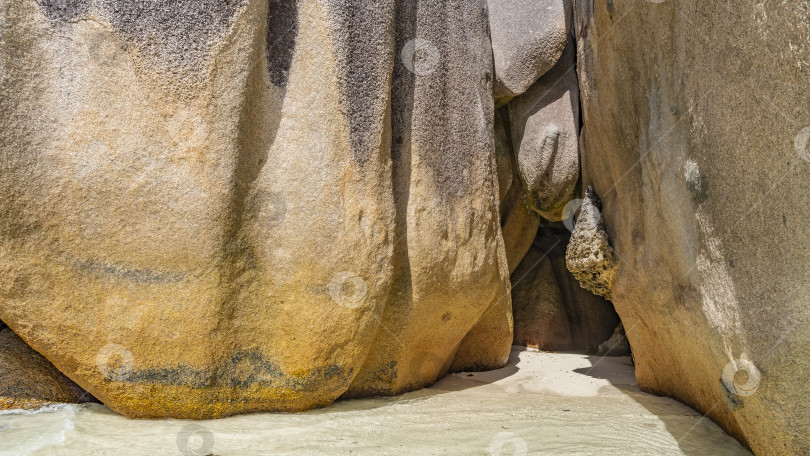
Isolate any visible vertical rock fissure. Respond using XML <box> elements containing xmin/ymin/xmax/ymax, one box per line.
<box><xmin>501</xmin><ymin>19</ymin><xmax>627</xmax><ymax>355</ymax></box>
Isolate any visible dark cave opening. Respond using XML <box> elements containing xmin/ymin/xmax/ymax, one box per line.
<box><xmin>510</xmin><ymin>222</ymin><xmax>629</xmax><ymax>357</ymax></box>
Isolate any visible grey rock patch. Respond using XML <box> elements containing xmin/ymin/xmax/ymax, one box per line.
<box><xmin>266</xmin><ymin>0</ymin><xmax>298</xmax><ymax>87</ymax></box>
<box><xmin>324</xmin><ymin>0</ymin><xmax>396</xmax><ymax>164</ymax></box>
<box><xmin>38</xmin><ymin>0</ymin><xmax>89</xmax><ymax>22</ymax></box>
<box><xmin>488</xmin><ymin>0</ymin><xmax>572</xmax><ymax>102</ymax></box>
<box><xmin>508</xmin><ymin>37</ymin><xmax>580</xmax><ymax>220</ymax></box>
<box><xmin>39</xmin><ymin>0</ymin><xmax>247</xmax><ymax>76</ymax></box>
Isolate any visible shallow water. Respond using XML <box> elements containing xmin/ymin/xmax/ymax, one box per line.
<box><xmin>0</xmin><ymin>348</ymin><xmax>751</xmax><ymax>456</ymax></box>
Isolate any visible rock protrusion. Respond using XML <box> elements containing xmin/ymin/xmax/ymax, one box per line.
<box><xmin>488</xmin><ymin>0</ymin><xmax>572</xmax><ymax>103</ymax></box>
<box><xmin>508</xmin><ymin>37</ymin><xmax>580</xmax><ymax>221</ymax></box>
<box><xmin>565</xmin><ymin>187</ymin><xmax>616</xmax><ymax>300</ymax></box>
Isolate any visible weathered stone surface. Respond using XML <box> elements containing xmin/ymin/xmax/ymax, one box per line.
<box><xmin>488</xmin><ymin>0</ymin><xmax>571</xmax><ymax>103</ymax></box>
<box><xmin>596</xmin><ymin>323</ymin><xmax>631</xmax><ymax>357</ymax></box>
<box><xmin>566</xmin><ymin>187</ymin><xmax>615</xmax><ymax>301</ymax></box>
<box><xmin>494</xmin><ymin>107</ymin><xmax>514</xmax><ymax>204</ymax></box>
<box><xmin>0</xmin><ymin>0</ymin><xmax>509</xmax><ymax>418</ymax></box>
<box><xmin>500</xmin><ymin>166</ymin><xmax>541</xmax><ymax>275</ymax></box>
<box><xmin>512</xmin><ymin>246</ymin><xmax>571</xmax><ymax>350</ymax></box>
<box><xmin>496</xmin><ymin>105</ymin><xmax>540</xmax><ymax>275</ymax></box>
<box><xmin>0</xmin><ymin>329</ymin><xmax>93</xmax><ymax>410</ymax></box>
<box><xmin>508</xmin><ymin>37</ymin><xmax>580</xmax><ymax>221</ymax></box>
<box><xmin>513</xmin><ymin>225</ymin><xmax>619</xmax><ymax>352</ymax></box>
<box><xmin>574</xmin><ymin>1</ymin><xmax>810</xmax><ymax>453</ymax></box>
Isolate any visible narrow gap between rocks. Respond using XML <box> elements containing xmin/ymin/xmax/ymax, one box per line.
<box><xmin>510</xmin><ymin>221</ymin><xmax>630</xmax><ymax>358</ymax></box>
<box><xmin>500</xmin><ymin>29</ymin><xmax>630</xmax><ymax>361</ymax></box>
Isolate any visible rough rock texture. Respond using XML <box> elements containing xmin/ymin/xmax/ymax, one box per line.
<box><xmin>596</xmin><ymin>323</ymin><xmax>631</xmax><ymax>357</ymax></box>
<box><xmin>488</xmin><ymin>0</ymin><xmax>571</xmax><ymax>103</ymax></box>
<box><xmin>0</xmin><ymin>329</ymin><xmax>93</xmax><ymax>409</ymax></box>
<box><xmin>508</xmin><ymin>37</ymin><xmax>580</xmax><ymax>221</ymax></box>
<box><xmin>513</xmin><ymin>225</ymin><xmax>619</xmax><ymax>352</ymax></box>
<box><xmin>496</xmin><ymin>106</ymin><xmax>541</xmax><ymax>275</ymax></box>
<box><xmin>493</xmin><ymin>108</ymin><xmax>514</xmax><ymax>204</ymax></box>
<box><xmin>512</xmin><ymin>246</ymin><xmax>571</xmax><ymax>350</ymax></box>
<box><xmin>565</xmin><ymin>186</ymin><xmax>615</xmax><ymax>300</ymax></box>
<box><xmin>0</xmin><ymin>0</ymin><xmax>509</xmax><ymax>418</ymax></box>
<box><xmin>500</xmin><ymin>179</ymin><xmax>540</xmax><ymax>277</ymax></box>
<box><xmin>574</xmin><ymin>1</ymin><xmax>810</xmax><ymax>453</ymax></box>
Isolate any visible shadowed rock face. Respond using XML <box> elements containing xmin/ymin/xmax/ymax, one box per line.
<box><xmin>512</xmin><ymin>225</ymin><xmax>619</xmax><ymax>352</ymax></box>
<box><xmin>266</xmin><ymin>0</ymin><xmax>297</xmax><ymax>87</ymax></box>
<box><xmin>573</xmin><ymin>1</ymin><xmax>810</xmax><ymax>454</ymax></box>
<box><xmin>1</xmin><ymin>0</ymin><xmax>508</xmax><ymax>418</ymax></box>
<box><xmin>0</xmin><ymin>329</ymin><xmax>95</xmax><ymax>410</ymax></box>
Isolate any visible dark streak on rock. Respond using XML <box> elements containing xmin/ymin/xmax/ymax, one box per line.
<box><xmin>39</xmin><ymin>0</ymin><xmax>246</xmax><ymax>74</ymax></box>
<box><xmin>325</xmin><ymin>0</ymin><xmax>395</xmax><ymax>164</ymax></box>
<box><xmin>392</xmin><ymin>0</ymin><xmax>493</xmax><ymax>198</ymax></box>
<box><xmin>266</xmin><ymin>0</ymin><xmax>298</xmax><ymax>87</ymax></box>
<box><xmin>74</xmin><ymin>260</ymin><xmax>185</xmax><ymax>284</ymax></box>
<box><xmin>38</xmin><ymin>0</ymin><xmax>89</xmax><ymax>22</ymax></box>
<box><xmin>119</xmin><ymin>349</ymin><xmax>352</xmax><ymax>391</ymax></box>
<box><xmin>719</xmin><ymin>378</ymin><xmax>744</xmax><ymax>411</ymax></box>
<box><xmin>370</xmin><ymin>360</ymin><xmax>398</xmax><ymax>385</ymax></box>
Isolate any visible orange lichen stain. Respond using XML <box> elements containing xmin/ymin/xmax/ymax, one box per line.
<box><xmin>290</xmin><ymin>368</ymin><xmax>311</xmax><ymax>379</ymax></box>
<box><xmin>103</xmin><ymin>383</ymin><xmax>339</xmax><ymax>419</ymax></box>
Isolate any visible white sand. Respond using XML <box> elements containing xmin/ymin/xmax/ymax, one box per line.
<box><xmin>0</xmin><ymin>347</ymin><xmax>751</xmax><ymax>455</ymax></box>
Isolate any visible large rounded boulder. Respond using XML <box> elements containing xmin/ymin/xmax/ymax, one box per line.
<box><xmin>0</xmin><ymin>0</ymin><xmax>509</xmax><ymax>418</ymax></box>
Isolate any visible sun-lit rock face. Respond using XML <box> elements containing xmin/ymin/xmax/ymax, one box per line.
<box><xmin>0</xmin><ymin>0</ymin><xmax>512</xmax><ymax>418</ymax></box>
<box><xmin>487</xmin><ymin>0</ymin><xmax>572</xmax><ymax>103</ymax></box>
<box><xmin>509</xmin><ymin>38</ymin><xmax>580</xmax><ymax>222</ymax></box>
<box><xmin>572</xmin><ymin>1</ymin><xmax>810</xmax><ymax>454</ymax></box>
<box><xmin>4</xmin><ymin>3</ymin><xmax>806</xmax><ymax>454</ymax></box>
